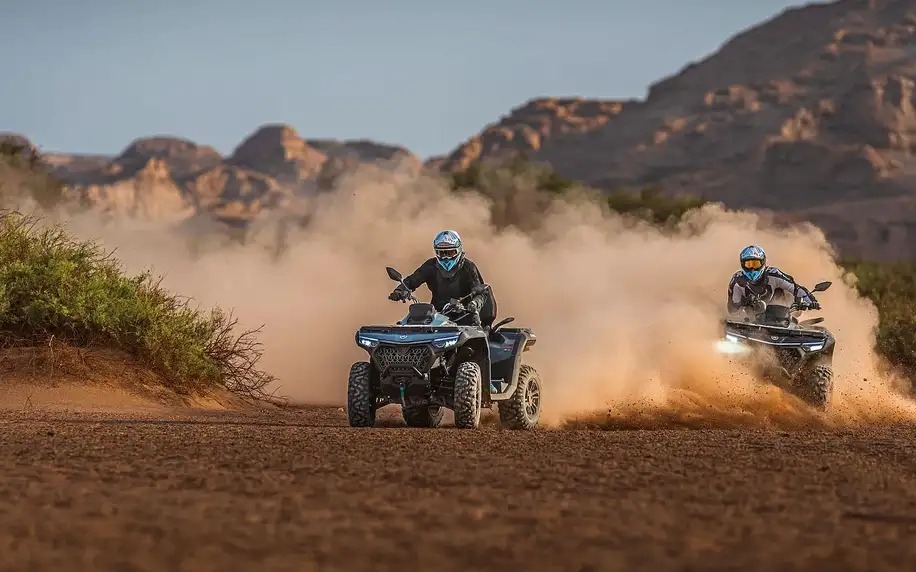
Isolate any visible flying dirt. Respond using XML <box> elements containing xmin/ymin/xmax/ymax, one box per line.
<box><xmin>34</xmin><ymin>159</ymin><xmax>916</xmax><ymax>429</ymax></box>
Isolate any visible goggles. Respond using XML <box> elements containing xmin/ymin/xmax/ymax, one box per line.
<box><xmin>436</xmin><ymin>248</ymin><xmax>459</xmax><ymax>260</ymax></box>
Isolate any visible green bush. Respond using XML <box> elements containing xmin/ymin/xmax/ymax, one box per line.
<box><xmin>841</xmin><ymin>260</ymin><xmax>916</xmax><ymax>376</ymax></box>
<box><xmin>0</xmin><ymin>210</ymin><xmax>274</xmax><ymax>397</ymax></box>
<box><xmin>0</xmin><ymin>141</ymin><xmax>274</xmax><ymax>397</ymax></box>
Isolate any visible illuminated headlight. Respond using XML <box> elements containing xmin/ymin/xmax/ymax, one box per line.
<box><xmin>432</xmin><ymin>336</ymin><xmax>459</xmax><ymax>349</ymax></box>
<box><xmin>358</xmin><ymin>336</ymin><xmax>379</xmax><ymax>348</ymax></box>
<box><xmin>803</xmin><ymin>343</ymin><xmax>824</xmax><ymax>352</ymax></box>
<box><xmin>715</xmin><ymin>334</ymin><xmax>750</xmax><ymax>355</ymax></box>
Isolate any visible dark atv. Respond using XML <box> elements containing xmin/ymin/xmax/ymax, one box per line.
<box><xmin>346</xmin><ymin>266</ymin><xmax>541</xmax><ymax>430</ymax></box>
<box><xmin>718</xmin><ymin>280</ymin><xmax>835</xmax><ymax>409</ymax></box>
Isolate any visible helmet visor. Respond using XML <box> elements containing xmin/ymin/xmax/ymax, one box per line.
<box><xmin>742</xmin><ymin>259</ymin><xmax>763</xmax><ymax>271</ymax></box>
<box><xmin>436</xmin><ymin>247</ymin><xmax>459</xmax><ymax>260</ymax></box>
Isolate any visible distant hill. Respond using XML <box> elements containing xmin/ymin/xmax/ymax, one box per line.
<box><xmin>1</xmin><ymin>126</ymin><xmax>420</xmax><ymax>227</ymax></box>
<box><xmin>431</xmin><ymin>0</ymin><xmax>916</xmax><ymax>261</ymax></box>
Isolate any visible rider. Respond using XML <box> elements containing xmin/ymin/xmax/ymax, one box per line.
<box><xmin>727</xmin><ymin>245</ymin><xmax>821</xmax><ymax>315</ymax></box>
<box><xmin>388</xmin><ymin>230</ymin><xmax>493</xmax><ymax>326</ymax></box>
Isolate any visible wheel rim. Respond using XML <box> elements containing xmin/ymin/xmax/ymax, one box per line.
<box><xmin>524</xmin><ymin>379</ymin><xmax>541</xmax><ymax>418</ymax></box>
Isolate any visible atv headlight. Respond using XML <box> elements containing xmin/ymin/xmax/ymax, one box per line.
<box><xmin>357</xmin><ymin>336</ymin><xmax>380</xmax><ymax>348</ymax></box>
<box><xmin>715</xmin><ymin>334</ymin><xmax>750</xmax><ymax>355</ymax></box>
<box><xmin>803</xmin><ymin>342</ymin><xmax>824</xmax><ymax>352</ymax></box>
<box><xmin>432</xmin><ymin>336</ymin><xmax>459</xmax><ymax>349</ymax></box>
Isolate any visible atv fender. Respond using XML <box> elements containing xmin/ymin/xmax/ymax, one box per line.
<box><xmin>454</xmin><ymin>332</ymin><xmax>492</xmax><ymax>402</ymax></box>
<box><xmin>488</xmin><ymin>327</ymin><xmax>535</xmax><ymax>401</ymax></box>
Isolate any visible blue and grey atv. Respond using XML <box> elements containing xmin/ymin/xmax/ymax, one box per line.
<box><xmin>346</xmin><ymin>266</ymin><xmax>542</xmax><ymax>430</ymax></box>
<box><xmin>715</xmin><ymin>280</ymin><xmax>835</xmax><ymax>409</ymax></box>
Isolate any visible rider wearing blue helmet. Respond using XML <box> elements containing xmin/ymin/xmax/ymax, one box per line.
<box><xmin>388</xmin><ymin>230</ymin><xmax>494</xmax><ymax>326</ymax></box>
<box><xmin>727</xmin><ymin>245</ymin><xmax>821</xmax><ymax>315</ymax></box>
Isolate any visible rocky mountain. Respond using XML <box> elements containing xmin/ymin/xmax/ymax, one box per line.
<box><xmin>432</xmin><ymin>0</ymin><xmax>916</xmax><ymax>261</ymax></box>
<box><xmin>427</xmin><ymin>98</ymin><xmax>632</xmax><ymax>172</ymax></box>
<box><xmin>7</xmin><ymin>0</ymin><xmax>916</xmax><ymax>260</ymax></box>
<box><xmin>3</xmin><ymin>126</ymin><xmax>420</xmax><ymax>227</ymax></box>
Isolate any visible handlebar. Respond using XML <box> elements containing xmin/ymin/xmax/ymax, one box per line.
<box><xmin>441</xmin><ymin>304</ymin><xmax>482</xmax><ymax>327</ymax></box>
<box><xmin>390</xmin><ymin>281</ymin><xmax>490</xmax><ymax>328</ymax></box>
<box><xmin>743</xmin><ymin>297</ymin><xmax>819</xmax><ymax>316</ymax></box>
<box><xmin>442</xmin><ymin>285</ymin><xmax>492</xmax><ymax>326</ymax></box>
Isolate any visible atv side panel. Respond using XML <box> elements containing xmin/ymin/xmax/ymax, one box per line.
<box><xmin>488</xmin><ymin>327</ymin><xmax>535</xmax><ymax>401</ymax></box>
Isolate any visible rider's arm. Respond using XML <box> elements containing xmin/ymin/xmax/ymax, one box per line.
<box><xmin>402</xmin><ymin>259</ymin><xmax>436</xmax><ymax>291</ymax></box>
<box><xmin>726</xmin><ymin>273</ymin><xmax>744</xmax><ymax>314</ymax></box>
<box><xmin>465</xmin><ymin>262</ymin><xmax>486</xmax><ymax>311</ymax></box>
<box><xmin>768</xmin><ymin>268</ymin><xmax>816</xmax><ymax>304</ymax></box>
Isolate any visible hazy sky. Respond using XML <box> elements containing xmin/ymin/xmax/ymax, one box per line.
<box><xmin>3</xmin><ymin>0</ymin><xmax>814</xmax><ymax>158</ymax></box>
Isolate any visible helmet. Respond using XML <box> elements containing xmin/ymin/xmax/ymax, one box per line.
<box><xmin>433</xmin><ymin>230</ymin><xmax>465</xmax><ymax>272</ymax></box>
<box><xmin>739</xmin><ymin>245</ymin><xmax>767</xmax><ymax>283</ymax></box>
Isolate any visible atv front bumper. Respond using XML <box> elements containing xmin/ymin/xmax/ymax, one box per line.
<box><xmin>716</xmin><ymin>332</ymin><xmax>827</xmax><ymax>355</ymax></box>
<box><xmin>715</xmin><ymin>333</ymin><xmax>828</xmax><ymax>380</ymax></box>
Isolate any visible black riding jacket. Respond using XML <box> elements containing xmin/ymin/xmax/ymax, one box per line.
<box><xmin>726</xmin><ymin>266</ymin><xmax>817</xmax><ymax>314</ymax></box>
<box><xmin>401</xmin><ymin>257</ymin><xmax>488</xmax><ymax>316</ymax></box>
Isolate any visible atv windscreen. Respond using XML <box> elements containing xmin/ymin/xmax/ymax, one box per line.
<box><xmin>406</xmin><ymin>303</ymin><xmax>436</xmax><ymax>325</ymax></box>
<box><xmin>759</xmin><ymin>305</ymin><xmax>794</xmax><ymax>327</ymax></box>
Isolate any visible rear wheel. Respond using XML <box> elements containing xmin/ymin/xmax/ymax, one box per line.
<box><xmin>347</xmin><ymin>361</ymin><xmax>376</xmax><ymax>427</ymax></box>
<box><xmin>402</xmin><ymin>405</ymin><xmax>445</xmax><ymax>428</ymax></box>
<box><xmin>498</xmin><ymin>364</ymin><xmax>542</xmax><ymax>430</ymax></box>
<box><xmin>453</xmin><ymin>361</ymin><xmax>482</xmax><ymax>429</ymax></box>
<box><xmin>798</xmin><ymin>364</ymin><xmax>833</xmax><ymax>410</ymax></box>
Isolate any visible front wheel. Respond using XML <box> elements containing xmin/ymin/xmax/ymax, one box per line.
<box><xmin>453</xmin><ymin>361</ymin><xmax>482</xmax><ymax>429</ymax></box>
<box><xmin>347</xmin><ymin>361</ymin><xmax>376</xmax><ymax>427</ymax></box>
<box><xmin>498</xmin><ymin>364</ymin><xmax>542</xmax><ymax>430</ymax></box>
<box><xmin>797</xmin><ymin>364</ymin><xmax>833</xmax><ymax>410</ymax></box>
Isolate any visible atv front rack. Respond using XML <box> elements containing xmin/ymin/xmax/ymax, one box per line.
<box><xmin>359</xmin><ymin>325</ymin><xmax>462</xmax><ymax>335</ymax></box>
<box><xmin>723</xmin><ymin>319</ymin><xmax>828</xmax><ymax>348</ymax></box>
<box><xmin>723</xmin><ymin>320</ymin><xmax>827</xmax><ymax>338</ymax></box>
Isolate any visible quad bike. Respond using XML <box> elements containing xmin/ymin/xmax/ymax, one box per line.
<box><xmin>715</xmin><ymin>280</ymin><xmax>835</xmax><ymax>409</ymax></box>
<box><xmin>346</xmin><ymin>266</ymin><xmax>541</xmax><ymax>430</ymax></box>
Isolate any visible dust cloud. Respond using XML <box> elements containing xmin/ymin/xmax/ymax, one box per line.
<box><xmin>40</xmin><ymin>162</ymin><xmax>916</xmax><ymax>429</ymax></box>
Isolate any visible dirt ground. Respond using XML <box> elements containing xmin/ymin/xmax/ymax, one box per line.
<box><xmin>1</xmin><ymin>405</ymin><xmax>915</xmax><ymax>572</ymax></box>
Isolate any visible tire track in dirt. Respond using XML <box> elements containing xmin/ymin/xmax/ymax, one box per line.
<box><xmin>2</xmin><ymin>406</ymin><xmax>916</xmax><ymax>571</ymax></box>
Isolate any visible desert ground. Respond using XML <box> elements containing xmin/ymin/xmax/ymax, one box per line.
<box><xmin>3</xmin><ymin>395</ymin><xmax>916</xmax><ymax>572</ymax></box>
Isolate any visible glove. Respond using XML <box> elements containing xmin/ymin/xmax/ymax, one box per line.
<box><xmin>388</xmin><ymin>288</ymin><xmax>406</xmax><ymax>302</ymax></box>
<box><xmin>807</xmin><ymin>301</ymin><xmax>821</xmax><ymax>310</ymax></box>
<box><xmin>467</xmin><ymin>299</ymin><xmax>481</xmax><ymax>314</ymax></box>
